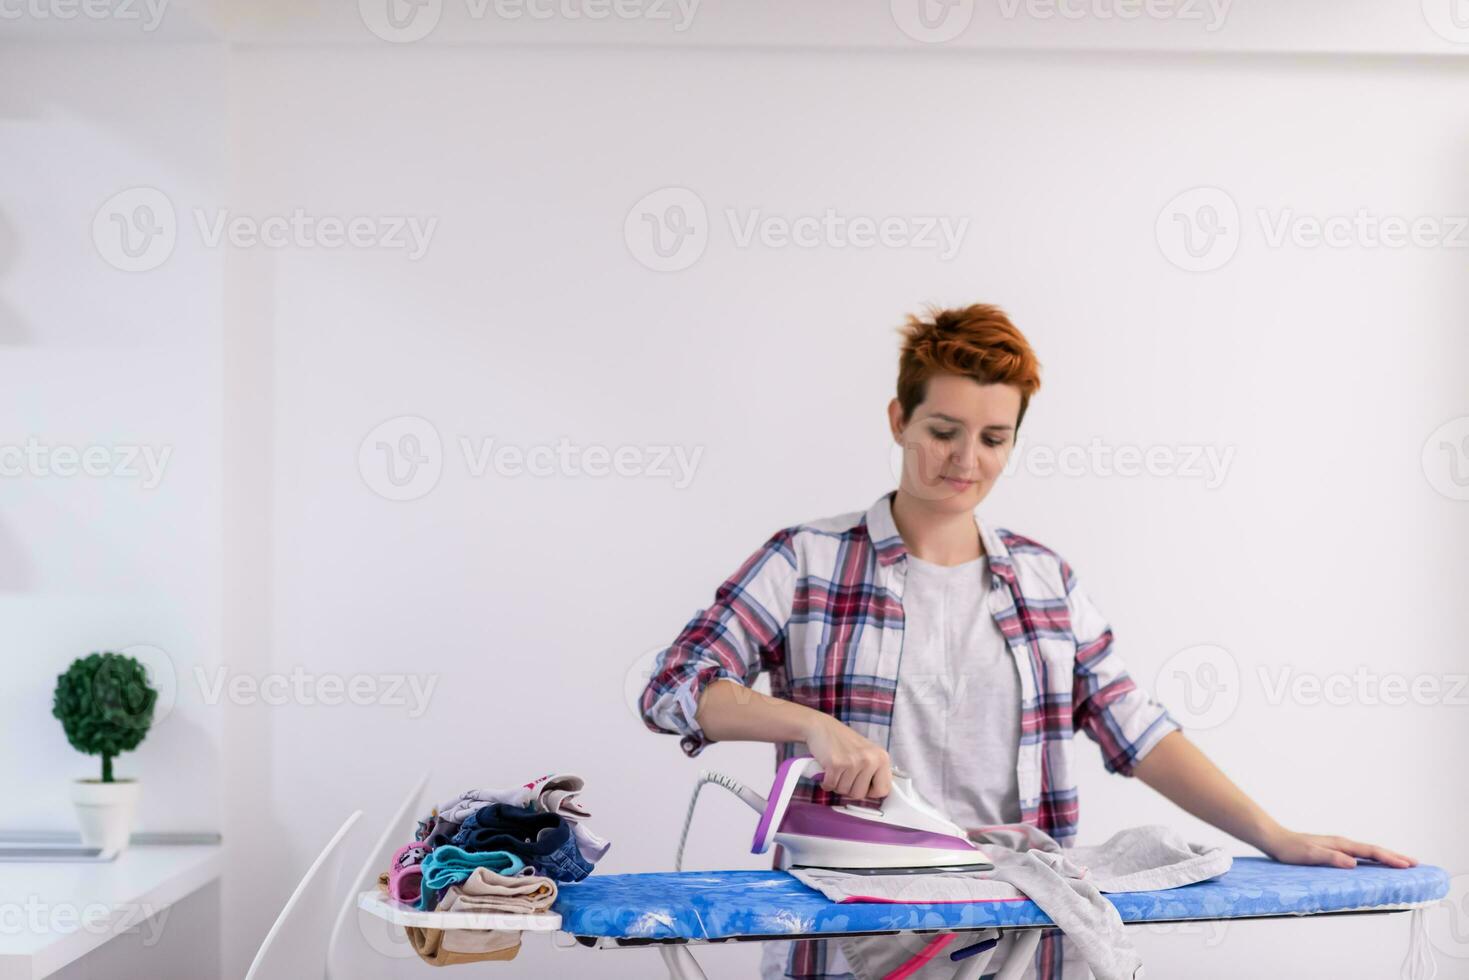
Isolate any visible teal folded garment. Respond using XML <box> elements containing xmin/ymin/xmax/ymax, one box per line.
<box><xmin>416</xmin><ymin>846</ymin><xmax>526</xmax><ymax>910</ymax></box>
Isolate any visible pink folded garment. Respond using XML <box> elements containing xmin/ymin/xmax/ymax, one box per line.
<box><xmin>389</xmin><ymin>841</ymin><xmax>434</xmax><ymax>904</ymax></box>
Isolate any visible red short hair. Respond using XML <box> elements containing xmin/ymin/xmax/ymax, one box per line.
<box><xmin>895</xmin><ymin>303</ymin><xmax>1043</xmax><ymax>429</ymax></box>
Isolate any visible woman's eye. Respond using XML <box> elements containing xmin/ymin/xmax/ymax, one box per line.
<box><xmin>931</xmin><ymin>429</ymin><xmax>957</xmax><ymax>441</ymax></box>
<box><xmin>983</xmin><ymin>437</ymin><xmax>1006</xmax><ymax>448</ymax></box>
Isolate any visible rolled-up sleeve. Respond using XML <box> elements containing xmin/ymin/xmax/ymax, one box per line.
<box><xmin>1065</xmin><ymin>562</ymin><xmax>1181</xmax><ymax>776</ymax></box>
<box><xmin>640</xmin><ymin>529</ymin><xmax>798</xmax><ymax>758</ymax></box>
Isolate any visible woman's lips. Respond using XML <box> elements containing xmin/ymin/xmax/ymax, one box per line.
<box><xmin>943</xmin><ymin>477</ymin><xmax>975</xmax><ymax>490</ymax></box>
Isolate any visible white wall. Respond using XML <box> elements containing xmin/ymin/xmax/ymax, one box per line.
<box><xmin>228</xmin><ymin>40</ymin><xmax>1469</xmax><ymax>979</ymax></box>
<box><xmin>5</xmin><ymin>5</ymin><xmax>1469</xmax><ymax>978</ymax></box>
<box><xmin>0</xmin><ymin>41</ymin><xmax>226</xmax><ymax>832</ymax></box>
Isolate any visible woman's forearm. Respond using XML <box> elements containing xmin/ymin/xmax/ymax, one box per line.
<box><xmin>694</xmin><ymin>678</ymin><xmax>824</xmax><ymax>744</ymax></box>
<box><xmin>1132</xmin><ymin>731</ymin><xmax>1285</xmax><ymax>853</ymax></box>
<box><xmin>695</xmin><ymin>679</ymin><xmax>895</xmax><ymax>800</ymax></box>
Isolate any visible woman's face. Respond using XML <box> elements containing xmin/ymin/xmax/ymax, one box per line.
<box><xmin>889</xmin><ymin>375</ymin><xmax>1021</xmax><ymax>512</ymax></box>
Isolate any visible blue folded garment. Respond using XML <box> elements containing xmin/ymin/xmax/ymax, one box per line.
<box><xmin>452</xmin><ymin>803</ymin><xmax>594</xmax><ymax>883</ymax></box>
<box><xmin>416</xmin><ymin>845</ymin><xmax>526</xmax><ymax>911</ymax></box>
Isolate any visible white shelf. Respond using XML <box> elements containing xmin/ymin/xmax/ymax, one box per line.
<box><xmin>0</xmin><ymin>844</ymin><xmax>222</xmax><ymax>980</ymax></box>
<box><xmin>357</xmin><ymin>891</ymin><xmax>562</xmax><ymax>932</ymax></box>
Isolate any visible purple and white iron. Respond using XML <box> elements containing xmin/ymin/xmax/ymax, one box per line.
<box><xmin>675</xmin><ymin>755</ymin><xmax>993</xmax><ymax>875</ymax></box>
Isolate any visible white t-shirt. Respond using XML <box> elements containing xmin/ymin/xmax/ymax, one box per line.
<box><xmin>886</xmin><ymin>553</ymin><xmax>1023</xmax><ymax>830</ymax></box>
<box><xmin>760</xmin><ymin>554</ymin><xmax>1024</xmax><ymax>979</ymax></box>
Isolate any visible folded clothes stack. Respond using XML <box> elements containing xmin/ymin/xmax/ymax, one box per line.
<box><xmin>382</xmin><ymin>772</ymin><xmax>611</xmax><ymax>968</ymax></box>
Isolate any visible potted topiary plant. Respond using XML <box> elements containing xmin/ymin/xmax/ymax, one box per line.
<box><xmin>52</xmin><ymin>652</ymin><xmax>157</xmax><ymax>855</ymax></box>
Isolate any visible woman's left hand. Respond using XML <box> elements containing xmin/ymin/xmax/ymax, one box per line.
<box><xmin>1262</xmin><ymin>828</ymin><xmax>1417</xmax><ymax>869</ymax></box>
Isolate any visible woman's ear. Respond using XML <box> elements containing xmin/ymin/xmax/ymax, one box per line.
<box><xmin>887</xmin><ymin>398</ymin><xmax>906</xmax><ymax>441</ymax></box>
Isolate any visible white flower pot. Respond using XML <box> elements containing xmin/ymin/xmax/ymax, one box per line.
<box><xmin>71</xmin><ymin>780</ymin><xmax>140</xmax><ymax>855</ymax></box>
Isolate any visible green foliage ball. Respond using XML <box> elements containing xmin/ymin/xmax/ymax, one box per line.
<box><xmin>52</xmin><ymin>652</ymin><xmax>157</xmax><ymax>780</ymax></box>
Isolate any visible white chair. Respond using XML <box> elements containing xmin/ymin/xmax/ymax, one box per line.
<box><xmin>326</xmin><ymin>772</ymin><xmax>433</xmax><ymax>978</ymax></box>
<box><xmin>244</xmin><ymin>810</ymin><xmax>363</xmax><ymax>980</ymax></box>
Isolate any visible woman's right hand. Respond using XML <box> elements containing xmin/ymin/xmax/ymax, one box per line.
<box><xmin>801</xmin><ymin>713</ymin><xmax>894</xmax><ymax>801</ymax></box>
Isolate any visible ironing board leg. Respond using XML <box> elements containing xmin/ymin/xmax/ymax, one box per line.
<box><xmin>949</xmin><ymin>936</ymin><xmax>999</xmax><ymax>980</ymax></box>
<box><xmin>658</xmin><ymin>944</ymin><xmax>709</xmax><ymax>980</ymax></box>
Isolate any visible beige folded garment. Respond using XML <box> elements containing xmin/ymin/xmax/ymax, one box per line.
<box><xmin>437</xmin><ymin>867</ymin><xmax>558</xmax><ymax>915</ymax></box>
<box><xmin>407</xmin><ymin>926</ymin><xmax>520</xmax><ymax>966</ymax></box>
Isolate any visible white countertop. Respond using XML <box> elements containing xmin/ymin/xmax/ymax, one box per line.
<box><xmin>0</xmin><ymin>844</ymin><xmax>223</xmax><ymax>980</ymax></box>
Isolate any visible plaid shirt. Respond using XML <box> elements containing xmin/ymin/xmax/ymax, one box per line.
<box><xmin>640</xmin><ymin>490</ymin><xmax>1181</xmax><ymax>979</ymax></box>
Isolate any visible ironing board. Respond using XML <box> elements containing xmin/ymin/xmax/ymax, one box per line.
<box><xmin>359</xmin><ymin>857</ymin><xmax>1449</xmax><ymax>978</ymax></box>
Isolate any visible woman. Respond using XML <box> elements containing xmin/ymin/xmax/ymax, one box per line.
<box><xmin>639</xmin><ymin>303</ymin><xmax>1416</xmax><ymax>979</ymax></box>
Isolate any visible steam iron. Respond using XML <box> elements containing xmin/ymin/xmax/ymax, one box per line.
<box><xmin>675</xmin><ymin>755</ymin><xmax>994</xmax><ymax>875</ymax></box>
